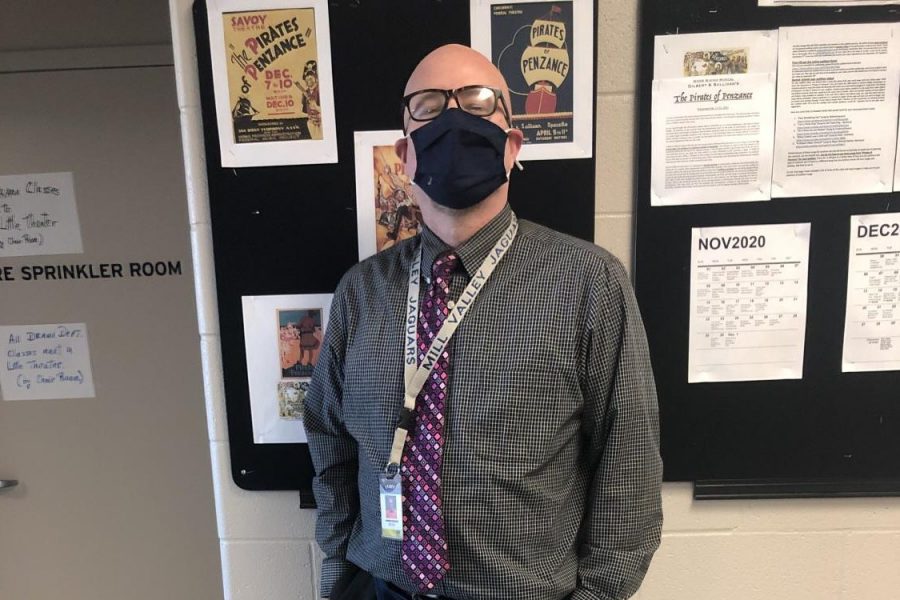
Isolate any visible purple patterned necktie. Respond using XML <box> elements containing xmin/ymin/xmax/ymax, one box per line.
<box><xmin>401</xmin><ymin>250</ymin><xmax>458</xmax><ymax>592</ymax></box>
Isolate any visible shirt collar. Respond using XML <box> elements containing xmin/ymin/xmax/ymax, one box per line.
<box><xmin>419</xmin><ymin>203</ymin><xmax>514</xmax><ymax>278</ymax></box>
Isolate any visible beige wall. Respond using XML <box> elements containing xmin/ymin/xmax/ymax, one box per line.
<box><xmin>170</xmin><ymin>0</ymin><xmax>900</xmax><ymax>598</ymax></box>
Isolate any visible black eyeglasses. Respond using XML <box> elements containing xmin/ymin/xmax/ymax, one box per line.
<box><xmin>402</xmin><ymin>85</ymin><xmax>511</xmax><ymax>130</ymax></box>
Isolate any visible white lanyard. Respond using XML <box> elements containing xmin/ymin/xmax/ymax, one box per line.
<box><xmin>385</xmin><ymin>214</ymin><xmax>519</xmax><ymax>472</ymax></box>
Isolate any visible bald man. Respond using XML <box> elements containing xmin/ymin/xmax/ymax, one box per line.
<box><xmin>305</xmin><ymin>45</ymin><xmax>662</xmax><ymax>600</ymax></box>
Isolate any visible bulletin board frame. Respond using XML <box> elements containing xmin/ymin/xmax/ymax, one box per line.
<box><xmin>634</xmin><ymin>0</ymin><xmax>900</xmax><ymax>495</ymax></box>
<box><xmin>192</xmin><ymin>0</ymin><xmax>599</xmax><ymax>496</ymax></box>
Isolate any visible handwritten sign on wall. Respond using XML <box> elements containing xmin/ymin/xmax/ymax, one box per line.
<box><xmin>0</xmin><ymin>323</ymin><xmax>96</xmax><ymax>400</ymax></box>
<box><xmin>0</xmin><ymin>172</ymin><xmax>84</xmax><ymax>257</ymax></box>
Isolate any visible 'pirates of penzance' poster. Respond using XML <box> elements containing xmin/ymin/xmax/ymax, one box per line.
<box><xmin>224</xmin><ymin>8</ymin><xmax>321</xmax><ymax>144</ymax></box>
<box><xmin>471</xmin><ymin>0</ymin><xmax>593</xmax><ymax>160</ymax></box>
<box><xmin>207</xmin><ymin>0</ymin><xmax>337</xmax><ymax>167</ymax></box>
<box><xmin>492</xmin><ymin>2</ymin><xmax>574</xmax><ymax>145</ymax></box>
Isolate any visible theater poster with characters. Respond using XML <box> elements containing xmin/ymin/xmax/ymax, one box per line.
<box><xmin>207</xmin><ymin>0</ymin><xmax>337</xmax><ymax>167</ymax></box>
<box><xmin>470</xmin><ymin>0</ymin><xmax>593</xmax><ymax>160</ymax></box>
<box><xmin>354</xmin><ymin>130</ymin><xmax>424</xmax><ymax>261</ymax></box>
<box><xmin>241</xmin><ymin>293</ymin><xmax>332</xmax><ymax>444</ymax></box>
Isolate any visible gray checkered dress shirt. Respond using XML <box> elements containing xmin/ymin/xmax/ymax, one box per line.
<box><xmin>305</xmin><ymin>205</ymin><xmax>662</xmax><ymax>600</ymax></box>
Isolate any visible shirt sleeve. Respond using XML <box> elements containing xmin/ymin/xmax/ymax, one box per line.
<box><xmin>304</xmin><ymin>280</ymin><xmax>360</xmax><ymax>598</ymax></box>
<box><xmin>571</xmin><ymin>257</ymin><xmax>664</xmax><ymax>600</ymax></box>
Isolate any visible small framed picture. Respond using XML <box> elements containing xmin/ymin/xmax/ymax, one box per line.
<box><xmin>354</xmin><ymin>130</ymin><xmax>424</xmax><ymax>261</ymax></box>
<box><xmin>470</xmin><ymin>0</ymin><xmax>594</xmax><ymax>161</ymax></box>
<box><xmin>241</xmin><ymin>293</ymin><xmax>332</xmax><ymax>443</ymax></box>
<box><xmin>207</xmin><ymin>0</ymin><xmax>338</xmax><ymax>167</ymax></box>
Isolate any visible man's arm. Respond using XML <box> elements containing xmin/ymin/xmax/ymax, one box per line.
<box><xmin>304</xmin><ymin>284</ymin><xmax>360</xmax><ymax>598</ymax></box>
<box><xmin>571</xmin><ymin>258</ymin><xmax>663</xmax><ymax>600</ymax></box>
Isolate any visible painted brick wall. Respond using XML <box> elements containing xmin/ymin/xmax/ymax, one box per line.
<box><xmin>170</xmin><ymin>0</ymin><xmax>900</xmax><ymax>598</ymax></box>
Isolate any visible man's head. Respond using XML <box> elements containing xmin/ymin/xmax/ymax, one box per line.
<box><xmin>402</xmin><ymin>45</ymin><xmax>513</xmax><ymax>133</ymax></box>
<box><xmin>394</xmin><ymin>44</ymin><xmax>523</xmax><ymax>213</ymax></box>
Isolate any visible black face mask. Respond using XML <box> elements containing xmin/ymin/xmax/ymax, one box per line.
<box><xmin>409</xmin><ymin>109</ymin><xmax>510</xmax><ymax>210</ymax></box>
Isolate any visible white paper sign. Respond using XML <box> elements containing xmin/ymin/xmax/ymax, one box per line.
<box><xmin>242</xmin><ymin>293</ymin><xmax>332</xmax><ymax>444</ymax></box>
<box><xmin>0</xmin><ymin>323</ymin><xmax>96</xmax><ymax>400</ymax></box>
<box><xmin>772</xmin><ymin>23</ymin><xmax>900</xmax><ymax>198</ymax></box>
<box><xmin>842</xmin><ymin>213</ymin><xmax>900</xmax><ymax>372</ymax></box>
<box><xmin>689</xmin><ymin>223</ymin><xmax>811</xmax><ymax>383</ymax></box>
<box><xmin>0</xmin><ymin>172</ymin><xmax>83</xmax><ymax>257</ymax></box>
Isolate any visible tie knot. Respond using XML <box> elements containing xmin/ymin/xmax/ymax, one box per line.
<box><xmin>432</xmin><ymin>251</ymin><xmax>459</xmax><ymax>280</ymax></box>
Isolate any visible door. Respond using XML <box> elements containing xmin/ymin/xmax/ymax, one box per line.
<box><xmin>0</xmin><ymin>60</ymin><xmax>222</xmax><ymax>599</ymax></box>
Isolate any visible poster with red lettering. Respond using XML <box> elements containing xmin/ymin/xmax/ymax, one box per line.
<box><xmin>470</xmin><ymin>0</ymin><xmax>594</xmax><ymax>161</ymax></box>
<box><xmin>207</xmin><ymin>0</ymin><xmax>337</xmax><ymax>167</ymax></box>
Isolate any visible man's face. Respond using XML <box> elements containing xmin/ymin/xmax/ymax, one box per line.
<box><xmin>394</xmin><ymin>46</ymin><xmax>523</xmax><ymax>196</ymax></box>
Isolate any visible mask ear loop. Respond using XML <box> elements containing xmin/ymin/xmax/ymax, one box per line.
<box><xmin>504</xmin><ymin>128</ymin><xmax>525</xmax><ymax>176</ymax></box>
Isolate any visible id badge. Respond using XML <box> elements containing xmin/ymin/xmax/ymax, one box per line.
<box><xmin>379</xmin><ymin>473</ymin><xmax>403</xmax><ymax>540</ymax></box>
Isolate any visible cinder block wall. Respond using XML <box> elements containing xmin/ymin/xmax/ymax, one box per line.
<box><xmin>170</xmin><ymin>0</ymin><xmax>900</xmax><ymax>598</ymax></box>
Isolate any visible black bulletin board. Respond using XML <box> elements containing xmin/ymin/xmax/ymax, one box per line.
<box><xmin>635</xmin><ymin>0</ymin><xmax>900</xmax><ymax>496</ymax></box>
<box><xmin>192</xmin><ymin>0</ymin><xmax>598</xmax><ymax>497</ymax></box>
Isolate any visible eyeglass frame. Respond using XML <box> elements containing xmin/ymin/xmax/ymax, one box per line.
<box><xmin>401</xmin><ymin>85</ymin><xmax>513</xmax><ymax>133</ymax></box>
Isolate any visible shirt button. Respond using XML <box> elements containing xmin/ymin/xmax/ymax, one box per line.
<box><xmin>447</xmin><ymin>301</ymin><xmax>455</xmax><ymax>310</ymax></box>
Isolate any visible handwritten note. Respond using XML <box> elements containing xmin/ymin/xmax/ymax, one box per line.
<box><xmin>0</xmin><ymin>323</ymin><xmax>96</xmax><ymax>400</ymax></box>
<box><xmin>0</xmin><ymin>172</ymin><xmax>84</xmax><ymax>257</ymax></box>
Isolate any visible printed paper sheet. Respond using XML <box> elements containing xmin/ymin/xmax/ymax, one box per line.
<box><xmin>772</xmin><ymin>23</ymin><xmax>900</xmax><ymax>198</ymax></box>
<box><xmin>842</xmin><ymin>213</ymin><xmax>900</xmax><ymax>372</ymax></box>
<box><xmin>689</xmin><ymin>223</ymin><xmax>811</xmax><ymax>383</ymax></box>
<box><xmin>651</xmin><ymin>30</ymin><xmax>778</xmax><ymax>206</ymax></box>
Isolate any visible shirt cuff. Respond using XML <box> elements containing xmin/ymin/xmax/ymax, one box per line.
<box><xmin>320</xmin><ymin>555</ymin><xmax>353</xmax><ymax>598</ymax></box>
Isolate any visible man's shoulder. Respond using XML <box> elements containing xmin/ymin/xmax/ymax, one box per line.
<box><xmin>335</xmin><ymin>236</ymin><xmax>418</xmax><ymax>294</ymax></box>
<box><xmin>516</xmin><ymin>218</ymin><xmax>629</xmax><ymax>280</ymax></box>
